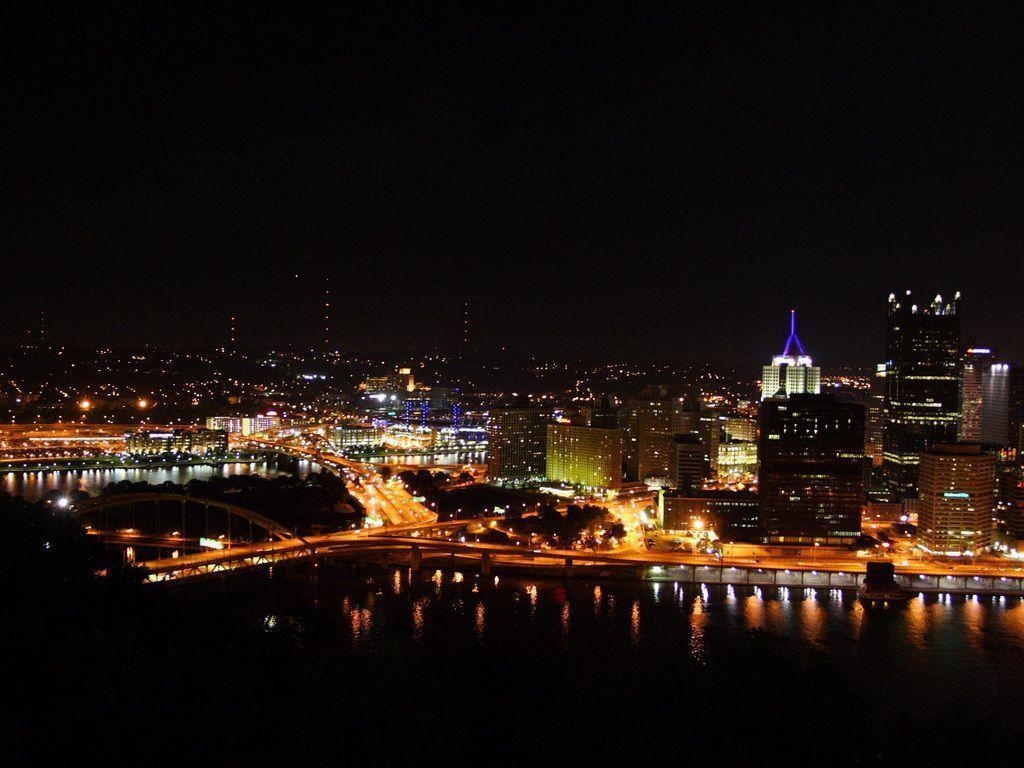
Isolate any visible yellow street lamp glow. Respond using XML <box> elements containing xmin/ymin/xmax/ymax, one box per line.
<box><xmin>137</xmin><ymin>399</ymin><xmax>148</xmax><ymax>409</ymax></box>
<box><xmin>79</xmin><ymin>399</ymin><xmax>91</xmax><ymax>410</ymax></box>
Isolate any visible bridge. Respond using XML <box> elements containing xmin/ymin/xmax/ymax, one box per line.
<box><xmin>131</xmin><ymin>523</ymin><xmax>1024</xmax><ymax>597</ymax></box>
<box><xmin>71</xmin><ymin>493</ymin><xmax>301</xmax><ymax>555</ymax></box>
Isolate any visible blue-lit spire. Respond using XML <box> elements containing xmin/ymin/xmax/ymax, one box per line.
<box><xmin>781</xmin><ymin>309</ymin><xmax>807</xmax><ymax>357</ymax></box>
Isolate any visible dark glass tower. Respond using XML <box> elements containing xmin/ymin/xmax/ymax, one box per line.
<box><xmin>758</xmin><ymin>394</ymin><xmax>867</xmax><ymax>544</ymax></box>
<box><xmin>882</xmin><ymin>290</ymin><xmax>962</xmax><ymax>496</ymax></box>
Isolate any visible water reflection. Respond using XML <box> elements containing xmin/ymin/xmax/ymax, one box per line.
<box><xmin>630</xmin><ymin>600</ymin><xmax>641</xmax><ymax>649</ymax></box>
<box><xmin>2</xmin><ymin>459</ymin><xmax>316</xmax><ymax>502</ymax></box>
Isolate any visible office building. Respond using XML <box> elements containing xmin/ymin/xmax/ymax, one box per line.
<box><xmin>329</xmin><ymin>424</ymin><xmax>383</xmax><ymax>450</ymax></box>
<box><xmin>669</xmin><ymin>433</ymin><xmax>709</xmax><ymax>492</ymax></box>
<box><xmin>487</xmin><ymin>406</ymin><xmax>547</xmax><ymax>482</ymax></box>
<box><xmin>761</xmin><ymin>310</ymin><xmax>821</xmax><ymax>400</ymax></box>
<box><xmin>717</xmin><ymin>441</ymin><xmax>759</xmax><ymax>472</ymax></box>
<box><xmin>545</xmin><ymin>423</ymin><xmax>623</xmax><ymax>490</ymax></box>
<box><xmin>960</xmin><ymin>348</ymin><xmax>994</xmax><ymax>441</ymax></box>
<box><xmin>125</xmin><ymin>428</ymin><xmax>228</xmax><ymax>456</ymax></box>
<box><xmin>758</xmin><ymin>394</ymin><xmax>866</xmax><ymax>544</ymax></box>
<box><xmin>723</xmin><ymin>417</ymin><xmax>757</xmax><ymax>443</ymax></box>
<box><xmin>917</xmin><ymin>442</ymin><xmax>995</xmax><ymax>554</ymax></box>
<box><xmin>882</xmin><ymin>291</ymin><xmax>962</xmax><ymax>495</ymax></box>
<box><xmin>662</xmin><ymin>491</ymin><xmax>761</xmax><ymax>540</ymax></box>
<box><xmin>206</xmin><ymin>414</ymin><xmax>280</xmax><ymax>436</ymax></box>
<box><xmin>634</xmin><ymin>398</ymin><xmax>673</xmax><ymax>481</ymax></box>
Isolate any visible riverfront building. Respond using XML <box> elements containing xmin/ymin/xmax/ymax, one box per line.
<box><xmin>758</xmin><ymin>394</ymin><xmax>866</xmax><ymax>544</ymax></box>
<box><xmin>125</xmin><ymin>428</ymin><xmax>228</xmax><ymax>456</ymax></box>
<box><xmin>917</xmin><ymin>442</ymin><xmax>995</xmax><ymax>555</ymax></box>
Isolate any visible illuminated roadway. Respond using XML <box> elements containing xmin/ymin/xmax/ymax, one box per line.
<box><xmin>127</xmin><ymin>436</ymin><xmax>1024</xmax><ymax>593</ymax></box>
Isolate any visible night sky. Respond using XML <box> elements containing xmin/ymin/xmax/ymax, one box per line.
<box><xmin>6</xmin><ymin>4</ymin><xmax>1023</xmax><ymax>365</ymax></box>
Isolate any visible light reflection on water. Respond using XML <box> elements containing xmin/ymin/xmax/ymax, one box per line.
<box><xmin>2</xmin><ymin>459</ymin><xmax>317</xmax><ymax>502</ymax></box>
<box><xmin>249</xmin><ymin>568</ymin><xmax>1024</xmax><ymax>726</ymax></box>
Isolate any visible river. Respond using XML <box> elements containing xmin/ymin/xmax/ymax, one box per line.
<box><xmin>2</xmin><ymin>458</ymin><xmax>321</xmax><ymax>501</ymax></box>
<box><xmin>26</xmin><ymin>565</ymin><xmax>1024</xmax><ymax>765</ymax></box>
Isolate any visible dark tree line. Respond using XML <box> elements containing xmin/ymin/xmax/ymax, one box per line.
<box><xmin>100</xmin><ymin>471</ymin><xmax>364</xmax><ymax>534</ymax></box>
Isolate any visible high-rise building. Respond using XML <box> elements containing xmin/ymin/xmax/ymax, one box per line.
<box><xmin>981</xmin><ymin>362</ymin><xmax>1013</xmax><ymax>445</ymax></box>
<box><xmin>1010</xmin><ymin>368</ymin><xmax>1024</xmax><ymax>459</ymax></box>
<box><xmin>545</xmin><ymin>423</ymin><xmax>623</xmax><ymax>490</ymax></box>
<box><xmin>633</xmin><ymin>399</ymin><xmax>673</xmax><ymax>481</ymax></box>
<box><xmin>758</xmin><ymin>394</ymin><xmax>866</xmax><ymax>544</ymax></box>
<box><xmin>761</xmin><ymin>310</ymin><xmax>821</xmax><ymax>400</ymax></box>
<box><xmin>669</xmin><ymin>433</ymin><xmax>709</xmax><ymax>492</ymax></box>
<box><xmin>487</xmin><ymin>406</ymin><xmax>547</xmax><ymax>482</ymax></box>
<box><xmin>960</xmin><ymin>348</ymin><xmax>995</xmax><ymax>441</ymax></box>
<box><xmin>917</xmin><ymin>442</ymin><xmax>995</xmax><ymax>554</ymax></box>
<box><xmin>882</xmin><ymin>291</ymin><xmax>962</xmax><ymax>495</ymax></box>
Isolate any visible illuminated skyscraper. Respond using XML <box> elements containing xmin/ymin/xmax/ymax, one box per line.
<box><xmin>917</xmin><ymin>442</ymin><xmax>995</xmax><ymax>554</ymax></box>
<box><xmin>959</xmin><ymin>348</ymin><xmax>994</xmax><ymax>441</ymax></box>
<box><xmin>882</xmin><ymin>291</ymin><xmax>962</xmax><ymax>495</ymax></box>
<box><xmin>761</xmin><ymin>310</ymin><xmax>821</xmax><ymax>400</ymax></box>
<box><xmin>981</xmin><ymin>362</ymin><xmax>1013</xmax><ymax>445</ymax></box>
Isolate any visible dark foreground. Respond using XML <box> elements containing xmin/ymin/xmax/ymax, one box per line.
<box><xmin>9</xmin><ymin>564</ymin><xmax>1024</xmax><ymax>766</ymax></box>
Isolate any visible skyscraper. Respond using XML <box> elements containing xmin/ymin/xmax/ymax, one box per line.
<box><xmin>487</xmin><ymin>406</ymin><xmax>547</xmax><ymax>482</ymax></box>
<box><xmin>758</xmin><ymin>394</ymin><xmax>866</xmax><ymax>544</ymax></box>
<box><xmin>959</xmin><ymin>348</ymin><xmax>993</xmax><ymax>441</ymax></box>
<box><xmin>981</xmin><ymin>362</ymin><xmax>1013</xmax><ymax>446</ymax></box>
<box><xmin>633</xmin><ymin>398</ymin><xmax>672</xmax><ymax>481</ymax></box>
<box><xmin>882</xmin><ymin>291</ymin><xmax>962</xmax><ymax>495</ymax></box>
<box><xmin>761</xmin><ymin>310</ymin><xmax>821</xmax><ymax>400</ymax></box>
<box><xmin>917</xmin><ymin>442</ymin><xmax>995</xmax><ymax>555</ymax></box>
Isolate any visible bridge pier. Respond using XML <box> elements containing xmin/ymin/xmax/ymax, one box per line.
<box><xmin>410</xmin><ymin>545</ymin><xmax>422</xmax><ymax>573</ymax></box>
<box><xmin>480</xmin><ymin>551</ymin><xmax>491</xmax><ymax>576</ymax></box>
<box><xmin>564</xmin><ymin>557</ymin><xmax>573</xmax><ymax>579</ymax></box>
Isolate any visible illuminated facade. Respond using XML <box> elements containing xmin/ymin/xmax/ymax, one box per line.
<box><xmin>981</xmin><ymin>362</ymin><xmax>1014</xmax><ymax>446</ymax></box>
<box><xmin>125</xmin><ymin>428</ymin><xmax>228</xmax><ymax>456</ymax></box>
<box><xmin>329</xmin><ymin>425</ymin><xmax>383</xmax><ymax>450</ymax></box>
<box><xmin>545</xmin><ymin>423</ymin><xmax>623</xmax><ymax>490</ymax></box>
<box><xmin>917</xmin><ymin>442</ymin><xmax>995</xmax><ymax>554</ymax></box>
<box><xmin>761</xmin><ymin>310</ymin><xmax>821</xmax><ymax>400</ymax></box>
<box><xmin>959</xmin><ymin>348</ymin><xmax>994</xmax><ymax>441</ymax></box>
<box><xmin>488</xmin><ymin>406</ymin><xmax>547</xmax><ymax>482</ymax></box>
<box><xmin>882</xmin><ymin>291</ymin><xmax>962</xmax><ymax>495</ymax></box>
<box><xmin>206</xmin><ymin>415</ymin><xmax>280</xmax><ymax>435</ymax></box>
<box><xmin>717</xmin><ymin>441</ymin><xmax>758</xmax><ymax>471</ymax></box>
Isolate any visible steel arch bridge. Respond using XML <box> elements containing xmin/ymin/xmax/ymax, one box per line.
<box><xmin>70</xmin><ymin>493</ymin><xmax>299</xmax><ymax>547</ymax></box>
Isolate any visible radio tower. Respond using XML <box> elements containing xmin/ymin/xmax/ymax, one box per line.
<box><xmin>462</xmin><ymin>301</ymin><xmax>470</xmax><ymax>351</ymax></box>
<box><xmin>229</xmin><ymin>315</ymin><xmax>237</xmax><ymax>349</ymax></box>
<box><xmin>323</xmin><ymin>276</ymin><xmax>332</xmax><ymax>352</ymax></box>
